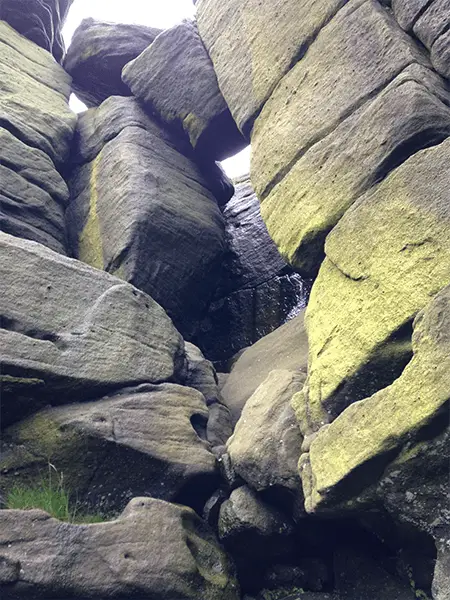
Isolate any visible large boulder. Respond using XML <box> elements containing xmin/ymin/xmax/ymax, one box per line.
<box><xmin>221</xmin><ymin>312</ymin><xmax>308</xmax><ymax>423</ymax></box>
<box><xmin>0</xmin><ymin>21</ymin><xmax>76</xmax><ymax>253</ymax></box>
<box><xmin>0</xmin><ymin>232</ymin><xmax>185</xmax><ymax>428</ymax></box>
<box><xmin>122</xmin><ymin>20</ymin><xmax>246</xmax><ymax>161</ymax></box>
<box><xmin>1</xmin><ymin>383</ymin><xmax>217</xmax><ymax>512</ymax></box>
<box><xmin>195</xmin><ymin>178</ymin><xmax>309</xmax><ymax>362</ymax></box>
<box><xmin>64</xmin><ymin>18</ymin><xmax>162</xmax><ymax>107</ymax></box>
<box><xmin>298</xmin><ymin>284</ymin><xmax>450</xmax><ymax>512</ymax></box>
<box><xmin>296</xmin><ymin>138</ymin><xmax>450</xmax><ymax>435</ymax></box>
<box><xmin>227</xmin><ymin>369</ymin><xmax>305</xmax><ymax>493</ymax></box>
<box><xmin>250</xmin><ymin>0</ymin><xmax>450</xmax><ymax>276</ymax></box>
<box><xmin>196</xmin><ymin>0</ymin><xmax>349</xmax><ymax>136</ymax></box>
<box><xmin>0</xmin><ymin>497</ymin><xmax>240</xmax><ymax>599</ymax></box>
<box><xmin>0</xmin><ymin>0</ymin><xmax>73</xmax><ymax>62</ymax></box>
<box><xmin>66</xmin><ymin>96</ymin><xmax>226</xmax><ymax>339</ymax></box>
<box><xmin>258</xmin><ymin>63</ymin><xmax>450</xmax><ymax>275</ymax></box>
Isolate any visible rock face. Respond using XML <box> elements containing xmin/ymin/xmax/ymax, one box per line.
<box><xmin>393</xmin><ymin>0</ymin><xmax>450</xmax><ymax>80</ymax></box>
<box><xmin>0</xmin><ymin>497</ymin><xmax>240</xmax><ymax>600</ymax></box>
<box><xmin>298</xmin><ymin>138</ymin><xmax>450</xmax><ymax>434</ymax></box>
<box><xmin>1</xmin><ymin>232</ymin><xmax>184</xmax><ymax>427</ymax></box>
<box><xmin>1</xmin><ymin>383</ymin><xmax>217</xmax><ymax>512</ymax></box>
<box><xmin>64</xmin><ymin>19</ymin><xmax>162</xmax><ymax>107</ymax></box>
<box><xmin>0</xmin><ymin>21</ymin><xmax>76</xmax><ymax>254</ymax></box>
<box><xmin>123</xmin><ymin>20</ymin><xmax>246</xmax><ymax>161</ymax></box>
<box><xmin>195</xmin><ymin>178</ymin><xmax>310</xmax><ymax>362</ymax></box>
<box><xmin>0</xmin><ymin>0</ymin><xmax>73</xmax><ymax>62</ymax></box>
<box><xmin>66</xmin><ymin>96</ymin><xmax>226</xmax><ymax>339</ymax></box>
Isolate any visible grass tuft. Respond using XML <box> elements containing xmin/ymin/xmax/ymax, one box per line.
<box><xmin>6</xmin><ymin>463</ymin><xmax>106</xmax><ymax>524</ymax></box>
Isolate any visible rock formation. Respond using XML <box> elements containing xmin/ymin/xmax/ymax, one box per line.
<box><xmin>1</xmin><ymin>0</ymin><xmax>449</xmax><ymax>599</ymax></box>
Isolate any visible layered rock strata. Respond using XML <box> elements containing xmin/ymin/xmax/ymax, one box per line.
<box><xmin>0</xmin><ymin>21</ymin><xmax>76</xmax><ymax>254</ymax></box>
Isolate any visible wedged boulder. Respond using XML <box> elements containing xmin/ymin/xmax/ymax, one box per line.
<box><xmin>221</xmin><ymin>312</ymin><xmax>308</xmax><ymax>423</ymax></box>
<box><xmin>64</xmin><ymin>18</ymin><xmax>162</xmax><ymax>107</ymax></box>
<box><xmin>195</xmin><ymin>177</ymin><xmax>309</xmax><ymax>361</ymax></box>
<box><xmin>227</xmin><ymin>370</ymin><xmax>305</xmax><ymax>493</ymax></box>
<box><xmin>123</xmin><ymin>20</ymin><xmax>246</xmax><ymax>161</ymax></box>
<box><xmin>67</xmin><ymin>96</ymin><xmax>226</xmax><ymax>338</ymax></box>
<box><xmin>0</xmin><ymin>497</ymin><xmax>240</xmax><ymax>599</ymax></box>
<box><xmin>0</xmin><ymin>232</ymin><xmax>185</xmax><ymax>428</ymax></box>
<box><xmin>0</xmin><ymin>383</ymin><xmax>217</xmax><ymax>512</ymax></box>
<box><xmin>258</xmin><ymin>63</ymin><xmax>450</xmax><ymax>275</ymax></box>
<box><xmin>197</xmin><ymin>0</ymin><xmax>349</xmax><ymax>135</ymax></box>
<box><xmin>0</xmin><ymin>0</ymin><xmax>73</xmax><ymax>62</ymax></box>
<box><xmin>298</xmin><ymin>284</ymin><xmax>450</xmax><ymax>513</ymax></box>
<box><xmin>297</xmin><ymin>138</ymin><xmax>450</xmax><ymax>434</ymax></box>
<box><xmin>0</xmin><ymin>21</ymin><xmax>74</xmax><ymax>166</ymax></box>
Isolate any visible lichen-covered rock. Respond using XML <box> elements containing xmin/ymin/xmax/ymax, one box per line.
<box><xmin>64</xmin><ymin>18</ymin><xmax>162</xmax><ymax>107</ymax></box>
<box><xmin>197</xmin><ymin>0</ymin><xmax>348</xmax><ymax>135</ymax></box>
<box><xmin>227</xmin><ymin>370</ymin><xmax>304</xmax><ymax>493</ymax></box>
<box><xmin>298</xmin><ymin>284</ymin><xmax>450</xmax><ymax>512</ymax></box>
<box><xmin>0</xmin><ymin>21</ymin><xmax>76</xmax><ymax>252</ymax></box>
<box><xmin>0</xmin><ymin>383</ymin><xmax>217</xmax><ymax>512</ymax></box>
<box><xmin>258</xmin><ymin>63</ymin><xmax>450</xmax><ymax>275</ymax></box>
<box><xmin>195</xmin><ymin>178</ymin><xmax>309</xmax><ymax>362</ymax></box>
<box><xmin>67</xmin><ymin>96</ymin><xmax>226</xmax><ymax>339</ymax></box>
<box><xmin>296</xmin><ymin>138</ymin><xmax>450</xmax><ymax>434</ymax></box>
<box><xmin>0</xmin><ymin>0</ymin><xmax>73</xmax><ymax>62</ymax></box>
<box><xmin>0</xmin><ymin>232</ymin><xmax>184</xmax><ymax>427</ymax></box>
<box><xmin>122</xmin><ymin>20</ymin><xmax>246</xmax><ymax>161</ymax></box>
<box><xmin>221</xmin><ymin>312</ymin><xmax>308</xmax><ymax>423</ymax></box>
<box><xmin>251</xmin><ymin>0</ymin><xmax>427</xmax><ymax>201</ymax></box>
<box><xmin>0</xmin><ymin>497</ymin><xmax>240</xmax><ymax>600</ymax></box>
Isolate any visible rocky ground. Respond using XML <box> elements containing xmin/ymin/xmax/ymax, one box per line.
<box><xmin>0</xmin><ymin>1</ymin><xmax>449</xmax><ymax>599</ymax></box>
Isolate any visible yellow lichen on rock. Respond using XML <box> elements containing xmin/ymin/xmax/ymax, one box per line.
<box><xmin>78</xmin><ymin>153</ymin><xmax>104</xmax><ymax>270</ymax></box>
<box><xmin>301</xmin><ymin>284</ymin><xmax>450</xmax><ymax>511</ymax></box>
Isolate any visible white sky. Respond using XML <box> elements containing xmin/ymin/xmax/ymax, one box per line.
<box><xmin>62</xmin><ymin>0</ymin><xmax>250</xmax><ymax>178</ymax></box>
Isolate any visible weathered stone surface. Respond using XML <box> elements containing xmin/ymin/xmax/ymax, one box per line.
<box><xmin>195</xmin><ymin>177</ymin><xmax>309</xmax><ymax>361</ymax></box>
<box><xmin>227</xmin><ymin>370</ymin><xmax>305</xmax><ymax>492</ymax></box>
<box><xmin>221</xmin><ymin>312</ymin><xmax>308</xmax><ymax>423</ymax></box>
<box><xmin>1</xmin><ymin>383</ymin><xmax>217</xmax><ymax>512</ymax></box>
<box><xmin>251</xmin><ymin>0</ymin><xmax>428</xmax><ymax>201</ymax></box>
<box><xmin>392</xmin><ymin>0</ymin><xmax>432</xmax><ymax>30</ymax></box>
<box><xmin>67</xmin><ymin>97</ymin><xmax>226</xmax><ymax>339</ymax></box>
<box><xmin>259</xmin><ymin>64</ymin><xmax>450</xmax><ymax>275</ymax></box>
<box><xmin>64</xmin><ymin>18</ymin><xmax>161</xmax><ymax>107</ymax></box>
<box><xmin>0</xmin><ymin>21</ymin><xmax>75</xmax><ymax>168</ymax></box>
<box><xmin>431</xmin><ymin>27</ymin><xmax>450</xmax><ymax>81</ymax></box>
<box><xmin>297</xmin><ymin>138</ymin><xmax>450</xmax><ymax>433</ymax></box>
<box><xmin>185</xmin><ymin>342</ymin><xmax>233</xmax><ymax>448</ymax></box>
<box><xmin>0</xmin><ymin>497</ymin><xmax>240</xmax><ymax>599</ymax></box>
<box><xmin>1</xmin><ymin>232</ymin><xmax>184</xmax><ymax>427</ymax></box>
<box><xmin>299</xmin><ymin>284</ymin><xmax>450</xmax><ymax>512</ymax></box>
<box><xmin>197</xmin><ymin>0</ymin><xmax>349</xmax><ymax>135</ymax></box>
<box><xmin>123</xmin><ymin>20</ymin><xmax>246</xmax><ymax>161</ymax></box>
<box><xmin>0</xmin><ymin>0</ymin><xmax>73</xmax><ymax>61</ymax></box>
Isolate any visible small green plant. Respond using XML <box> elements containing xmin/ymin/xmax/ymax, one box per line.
<box><xmin>6</xmin><ymin>463</ymin><xmax>105</xmax><ymax>524</ymax></box>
